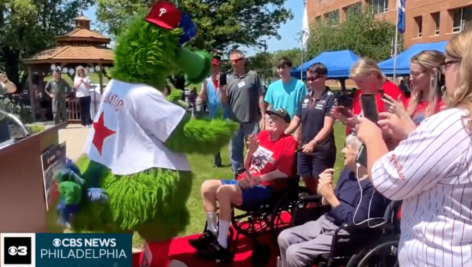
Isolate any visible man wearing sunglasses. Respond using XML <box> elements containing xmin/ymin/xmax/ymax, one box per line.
<box><xmin>220</xmin><ymin>50</ymin><xmax>266</xmax><ymax>173</ymax></box>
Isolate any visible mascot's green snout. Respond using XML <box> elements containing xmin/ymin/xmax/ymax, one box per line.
<box><xmin>48</xmin><ymin>2</ymin><xmax>238</xmax><ymax>267</ymax></box>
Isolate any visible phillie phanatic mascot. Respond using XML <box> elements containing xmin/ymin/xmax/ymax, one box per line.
<box><xmin>49</xmin><ymin>2</ymin><xmax>238</xmax><ymax>267</ymax></box>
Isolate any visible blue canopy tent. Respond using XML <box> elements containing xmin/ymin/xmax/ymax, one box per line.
<box><xmin>291</xmin><ymin>50</ymin><xmax>360</xmax><ymax>79</ymax></box>
<box><xmin>378</xmin><ymin>41</ymin><xmax>448</xmax><ymax>76</ymax></box>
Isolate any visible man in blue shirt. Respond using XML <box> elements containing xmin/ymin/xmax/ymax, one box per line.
<box><xmin>277</xmin><ymin>135</ymin><xmax>390</xmax><ymax>267</ymax></box>
<box><xmin>199</xmin><ymin>57</ymin><xmax>231</xmax><ymax>167</ymax></box>
<box><xmin>264</xmin><ymin>57</ymin><xmax>306</xmax><ymax>119</ymax></box>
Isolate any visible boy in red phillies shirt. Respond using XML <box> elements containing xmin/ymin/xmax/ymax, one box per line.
<box><xmin>346</xmin><ymin>58</ymin><xmax>408</xmax><ymax>135</ymax></box>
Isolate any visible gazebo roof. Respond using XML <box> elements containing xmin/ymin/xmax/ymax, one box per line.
<box><xmin>24</xmin><ymin>45</ymin><xmax>114</xmax><ymax>64</ymax></box>
<box><xmin>24</xmin><ymin>14</ymin><xmax>114</xmax><ymax>65</ymax></box>
<box><xmin>55</xmin><ymin>28</ymin><xmax>110</xmax><ymax>43</ymax></box>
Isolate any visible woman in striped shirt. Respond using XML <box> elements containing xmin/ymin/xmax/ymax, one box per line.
<box><xmin>357</xmin><ymin>28</ymin><xmax>472</xmax><ymax>267</ymax></box>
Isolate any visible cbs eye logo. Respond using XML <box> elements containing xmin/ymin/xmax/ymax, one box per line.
<box><xmin>8</xmin><ymin>246</ymin><xmax>28</xmax><ymax>256</ymax></box>
<box><xmin>3</xmin><ymin>237</ymin><xmax>31</xmax><ymax>265</ymax></box>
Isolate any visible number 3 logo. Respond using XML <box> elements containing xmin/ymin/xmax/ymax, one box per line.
<box><xmin>17</xmin><ymin>246</ymin><xmax>28</xmax><ymax>256</ymax></box>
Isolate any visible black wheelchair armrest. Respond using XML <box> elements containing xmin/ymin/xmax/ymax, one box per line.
<box><xmin>299</xmin><ymin>194</ymin><xmax>323</xmax><ymax>202</ymax></box>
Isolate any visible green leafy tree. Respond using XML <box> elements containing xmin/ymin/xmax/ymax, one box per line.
<box><xmin>270</xmin><ymin>48</ymin><xmax>303</xmax><ymax>67</ymax></box>
<box><xmin>248</xmin><ymin>51</ymin><xmax>272</xmax><ymax>82</ymax></box>
<box><xmin>307</xmin><ymin>6</ymin><xmax>403</xmax><ymax>62</ymax></box>
<box><xmin>95</xmin><ymin>0</ymin><xmax>293</xmax><ymax>89</ymax></box>
<box><xmin>0</xmin><ymin>0</ymin><xmax>93</xmax><ymax>88</ymax></box>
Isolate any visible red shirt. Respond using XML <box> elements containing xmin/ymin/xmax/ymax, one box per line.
<box><xmin>411</xmin><ymin>98</ymin><xmax>445</xmax><ymax>125</ymax></box>
<box><xmin>237</xmin><ymin>130</ymin><xmax>297</xmax><ymax>190</ymax></box>
<box><xmin>347</xmin><ymin>80</ymin><xmax>408</xmax><ymax>134</ymax></box>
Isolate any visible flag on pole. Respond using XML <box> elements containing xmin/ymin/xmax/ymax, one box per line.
<box><xmin>302</xmin><ymin>5</ymin><xmax>310</xmax><ymax>49</ymax></box>
<box><xmin>397</xmin><ymin>0</ymin><xmax>406</xmax><ymax>34</ymax></box>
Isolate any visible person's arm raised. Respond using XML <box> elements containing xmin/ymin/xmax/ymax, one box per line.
<box><xmin>199</xmin><ymin>80</ymin><xmax>207</xmax><ymax>103</ymax></box>
<box><xmin>363</xmin><ymin>110</ymin><xmax>468</xmax><ymax>201</ymax></box>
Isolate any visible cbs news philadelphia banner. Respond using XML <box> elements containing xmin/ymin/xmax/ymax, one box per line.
<box><xmin>1</xmin><ymin>233</ymin><xmax>132</xmax><ymax>267</ymax></box>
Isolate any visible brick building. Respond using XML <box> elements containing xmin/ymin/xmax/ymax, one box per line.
<box><xmin>307</xmin><ymin>0</ymin><xmax>472</xmax><ymax>48</ymax></box>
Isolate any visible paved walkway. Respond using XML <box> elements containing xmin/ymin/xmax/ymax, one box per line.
<box><xmin>58</xmin><ymin>124</ymin><xmax>90</xmax><ymax>161</ymax></box>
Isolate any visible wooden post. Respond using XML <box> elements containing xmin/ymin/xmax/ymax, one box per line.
<box><xmin>26</xmin><ymin>65</ymin><xmax>37</xmax><ymax>122</ymax></box>
<box><xmin>98</xmin><ymin>63</ymin><xmax>104</xmax><ymax>95</ymax></box>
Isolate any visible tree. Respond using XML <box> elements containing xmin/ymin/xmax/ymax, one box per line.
<box><xmin>270</xmin><ymin>48</ymin><xmax>303</xmax><ymax>67</ymax></box>
<box><xmin>307</xmin><ymin>6</ymin><xmax>403</xmax><ymax>62</ymax></box>
<box><xmin>248</xmin><ymin>51</ymin><xmax>272</xmax><ymax>82</ymax></box>
<box><xmin>0</xmin><ymin>0</ymin><xmax>93</xmax><ymax>88</ymax></box>
<box><xmin>95</xmin><ymin>0</ymin><xmax>293</xmax><ymax>89</ymax></box>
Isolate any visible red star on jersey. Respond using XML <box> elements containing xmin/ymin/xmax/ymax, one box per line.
<box><xmin>92</xmin><ymin>112</ymin><xmax>115</xmax><ymax>155</ymax></box>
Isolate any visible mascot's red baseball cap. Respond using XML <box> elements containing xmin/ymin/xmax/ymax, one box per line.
<box><xmin>145</xmin><ymin>1</ymin><xmax>182</xmax><ymax>30</ymax></box>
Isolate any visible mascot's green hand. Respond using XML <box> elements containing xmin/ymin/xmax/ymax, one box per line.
<box><xmin>165</xmin><ymin>115</ymin><xmax>238</xmax><ymax>154</ymax></box>
<box><xmin>58</xmin><ymin>181</ymin><xmax>82</xmax><ymax>205</ymax></box>
<box><xmin>55</xmin><ymin>169</ymin><xmax>86</xmax><ymax>187</ymax></box>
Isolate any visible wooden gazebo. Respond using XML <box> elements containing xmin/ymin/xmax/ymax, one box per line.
<box><xmin>23</xmin><ymin>14</ymin><xmax>114</xmax><ymax>122</ymax></box>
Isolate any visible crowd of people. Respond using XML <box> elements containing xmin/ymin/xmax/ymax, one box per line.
<box><xmin>188</xmin><ymin>28</ymin><xmax>472</xmax><ymax>267</ymax></box>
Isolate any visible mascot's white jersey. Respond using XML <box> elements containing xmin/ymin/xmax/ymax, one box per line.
<box><xmin>84</xmin><ymin>79</ymin><xmax>190</xmax><ymax>175</ymax></box>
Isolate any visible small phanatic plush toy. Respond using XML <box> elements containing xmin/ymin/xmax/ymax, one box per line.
<box><xmin>48</xmin><ymin>2</ymin><xmax>238</xmax><ymax>266</ymax></box>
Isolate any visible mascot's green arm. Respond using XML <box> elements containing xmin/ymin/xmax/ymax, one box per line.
<box><xmin>165</xmin><ymin>115</ymin><xmax>238</xmax><ymax>154</ymax></box>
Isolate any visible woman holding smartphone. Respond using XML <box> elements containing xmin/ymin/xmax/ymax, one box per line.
<box><xmin>358</xmin><ymin>27</ymin><xmax>472</xmax><ymax>267</ymax></box>
<box><xmin>382</xmin><ymin>50</ymin><xmax>446</xmax><ymax>126</ymax></box>
<box><xmin>284</xmin><ymin>63</ymin><xmax>336</xmax><ymax>193</ymax></box>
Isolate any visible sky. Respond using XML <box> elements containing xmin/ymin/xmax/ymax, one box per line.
<box><xmin>83</xmin><ymin>0</ymin><xmax>303</xmax><ymax>56</ymax></box>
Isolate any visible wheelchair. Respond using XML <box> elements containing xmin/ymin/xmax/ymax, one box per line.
<box><xmin>291</xmin><ymin>194</ymin><xmax>402</xmax><ymax>267</ymax></box>
<box><xmin>203</xmin><ymin>161</ymin><xmax>311</xmax><ymax>266</ymax></box>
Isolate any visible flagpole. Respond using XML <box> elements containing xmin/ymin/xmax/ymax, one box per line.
<box><xmin>393</xmin><ymin>0</ymin><xmax>400</xmax><ymax>81</ymax></box>
<box><xmin>301</xmin><ymin>0</ymin><xmax>306</xmax><ymax>81</ymax></box>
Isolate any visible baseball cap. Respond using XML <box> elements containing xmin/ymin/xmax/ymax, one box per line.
<box><xmin>266</xmin><ymin>108</ymin><xmax>291</xmax><ymax>123</ymax></box>
<box><xmin>145</xmin><ymin>1</ymin><xmax>182</xmax><ymax>30</ymax></box>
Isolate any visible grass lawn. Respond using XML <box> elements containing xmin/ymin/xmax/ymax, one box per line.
<box><xmin>132</xmin><ymin>122</ymin><xmax>347</xmax><ymax>248</ymax></box>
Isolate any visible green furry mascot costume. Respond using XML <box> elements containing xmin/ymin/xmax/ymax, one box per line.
<box><xmin>51</xmin><ymin>2</ymin><xmax>237</xmax><ymax>267</ymax></box>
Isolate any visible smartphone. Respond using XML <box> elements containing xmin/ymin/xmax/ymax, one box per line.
<box><xmin>356</xmin><ymin>144</ymin><xmax>368</xmax><ymax>167</ymax></box>
<box><xmin>335</xmin><ymin>93</ymin><xmax>351</xmax><ymax>108</ymax></box>
<box><xmin>219</xmin><ymin>72</ymin><xmax>227</xmax><ymax>86</ymax></box>
<box><xmin>335</xmin><ymin>106</ymin><xmax>353</xmax><ymax>118</ymax></box>
<box><xmin>360</xmin><ymin>94</ymin><xmax>379</xmax><ymax>122</ymax></box>
<box><xmin>357</xmin><ymin>94</ymin><xmax>379</xmax><ymax>168</ymax></box>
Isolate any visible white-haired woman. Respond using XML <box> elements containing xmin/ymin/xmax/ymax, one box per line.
<box><xmin>357</xmin><ymin>28</ymin><xmax>472</xmax><ymax>266</ymax></box>
<box><xmin>74</xmin><ymin>66</ymin><xmax>93</xmax><ymax>127</ymax></box>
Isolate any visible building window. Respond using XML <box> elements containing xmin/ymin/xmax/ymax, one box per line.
<box><xmin>346</xmin><ymin>3</ymin><xmax>362</xmax><ymax>18</ymax></box>
<box><xmin>415</xmin><ymin>16</ymin><xmax>423</xmax><ymax>37</ymax></box>
<box><xmin>431</xmin><ymin>12</ymin><xmax>440</xmax><ymax>35</ymax></box>
<box><xmin>315</xmin><ymin>16</ymin><xmax>322</xmax><ymax>23</ymax></box>
<box><xmin>452</xmin><ymin>6</ymin><xmax>472</xmax><ymax>33</ymax></box>
<box><xmin>324</xmin><ymin>10</ymin><xmax>340</xmax><ymax>24</ymax></box>
<box><xmin>317</xmin><ymin>0</ymin><xmax>322</xmax><ymax>5</ymax></box>
<box><xmin>369</xmin><ymin>0</ymin><xmax>388</xmax><ymax>14</ymax></box>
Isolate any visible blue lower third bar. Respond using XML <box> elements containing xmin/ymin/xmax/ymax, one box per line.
<box><xmin>36</xmin><ymin>233</ymin><xmax>132</xmax><ymax>266</ymax></box>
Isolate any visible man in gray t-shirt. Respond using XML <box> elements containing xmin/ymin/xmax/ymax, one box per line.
<box><xmin>220</xmin><ymin>50</ymin><xmax>267</xmax><ymax>172</ymax></box>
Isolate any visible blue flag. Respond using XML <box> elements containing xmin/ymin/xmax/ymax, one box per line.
<box><xmin>397</xmin><ymin>0</ymin><xmax>406</xmax><ymax>34</ymax></box>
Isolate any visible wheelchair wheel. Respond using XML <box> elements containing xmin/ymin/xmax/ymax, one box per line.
<box><xmin>355</xmin><ymin>240</ymin><xmax>399</xmax><ymax>267</ymax></box>
<box><xmin>231</xmin><ymin>206</ymin><xmax>273</xmax><ymax>237</ymax></box>
<box><xmin>270</xmin><ymin>186</ymin><xmax>312</xmax><ymax>233</ymax></box>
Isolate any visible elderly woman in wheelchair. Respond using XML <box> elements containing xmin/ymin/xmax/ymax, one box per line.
<box><xmin>188</xmin><ymin>108</ymin><xmax>298</xmax><ymax>261</ymax></box>
<box><xmin>278</xmin><ymin>135</ymin><xmax>390</xmax><ymax>267</ymax></box>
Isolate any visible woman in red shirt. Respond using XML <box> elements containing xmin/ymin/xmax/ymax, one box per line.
<box><xmin>336</xmin><ymin>58</ymin><xmax>408</xmax><ymax>135</ymax></box>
